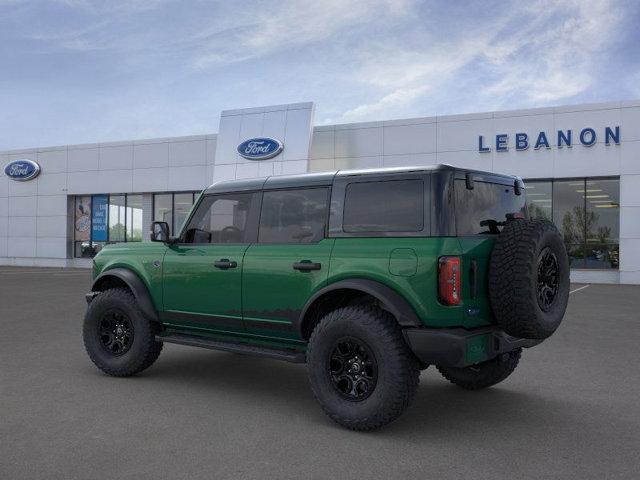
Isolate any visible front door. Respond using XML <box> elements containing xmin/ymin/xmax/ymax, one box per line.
<box><xmin>242</xmin><ymin>187</ymin><xmax>333</xmax><ymax>343</ymax></box>
<box><xmin>162</xmin><ymin>192</ymin><xmax>259</xmax><ymax>336</ymax></box>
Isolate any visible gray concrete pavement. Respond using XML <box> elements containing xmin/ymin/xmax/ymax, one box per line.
<box><xmin>1</xmin><ymin>267</ymin><xmax>639</xmax><ymax>480</ymax></box>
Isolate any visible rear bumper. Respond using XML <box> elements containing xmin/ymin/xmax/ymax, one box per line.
<box><xmin>403</xmin><ymin>326</ymin><xmax>542</xmax><ymax>368</ymax></box>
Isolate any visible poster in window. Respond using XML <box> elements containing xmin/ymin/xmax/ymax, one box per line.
<box><xmin>91</xmin><ymin>195</ymin><xmax>108</xmax><ymax>242</ymax></box>
<box><xmin>75</xmin><ymin>196</ymin><xmax>91</xmax><ymax>242</ymax></box>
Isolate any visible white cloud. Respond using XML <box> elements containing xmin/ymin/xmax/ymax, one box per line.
<box><xmin>334</xmin><ymin>0</ymin><xmax>625</xmax><ymax>122</ymax></box>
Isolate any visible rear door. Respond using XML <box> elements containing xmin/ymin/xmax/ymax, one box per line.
<box><xmin>162</xmin><ymin>192</ymin><xmax>260</xmax><ymax>336</ymax></box>
<box><xmin>242</xmin><ymin>187</ymin><xmax>333</xmax><ymax>342</ymax></box>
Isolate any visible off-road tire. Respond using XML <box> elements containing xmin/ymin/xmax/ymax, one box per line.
<box><xmin>83</xmin><ymin>288</ymin><xmax>163</xmax><ymax>376</ymax></box>
<box><xmin>489</xmin><ymin>219</ymin><xmax>569</xmax><ymax>339</ymax></box>
<box><xmin>437</xmin><ymin>348</ymin><xmax>521</xmax><ymax>390</ymax></box>
<box><xmin>307</xmin><ymin>305</ymin><xmax>420</xmax><ymax>431</ymax></box>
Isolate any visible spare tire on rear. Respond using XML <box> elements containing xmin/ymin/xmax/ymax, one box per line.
<box><xmin>489</xmin><ymin>219</ymin><xmax>569</xmax><ymax>340</ymax></box>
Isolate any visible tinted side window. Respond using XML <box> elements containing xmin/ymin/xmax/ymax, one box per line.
<box><xmin>259</xmin><ymin>188</ymin><xmax>328</xmax><ymax>243</ymax></box>
<box><xmin>343</xmin><ymin>180</ymin><xmax>424</xmax><ymax>232</ymax></box>
<box><xmin>183</xmin><ymin>193</ymin><xmax>254</xmax><ymax>243</ymax></box>
<box><xmin>455</xmin><ymin>180</ymin><xmax>526</xmax><ymax>235</ymax></box>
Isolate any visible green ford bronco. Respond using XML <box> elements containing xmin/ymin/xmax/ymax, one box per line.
<box><xmin>83</xmin><ymin>165</ymin><xmax>569</xmax><ymax>430</ymax></box>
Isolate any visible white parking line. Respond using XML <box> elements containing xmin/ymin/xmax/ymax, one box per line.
<box><xmin>570</xmin><ymin>284</ymin><xmax>590</xmax><ymax>294</ymax></box>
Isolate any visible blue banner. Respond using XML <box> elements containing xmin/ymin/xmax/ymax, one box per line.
<box><xmin>91</xmin><ymin>195</ymin><xmax>108</xmax><ymax>242</ymax></box>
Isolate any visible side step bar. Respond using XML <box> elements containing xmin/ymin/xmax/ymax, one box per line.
<box><xmin>156</xmin><ymin>333</ymin><xmax>306</xmax><ymax>364</ymax></box>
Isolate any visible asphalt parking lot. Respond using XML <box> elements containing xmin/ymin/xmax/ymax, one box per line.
<box><xmin>1</xmin><ymin>267</ymin><xmax>639</xmax><ymax>480</ymax></box>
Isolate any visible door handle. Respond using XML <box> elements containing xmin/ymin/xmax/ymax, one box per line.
<box><xmin>214</xmin><ymin>259</ymin><xmax>237</xmax><ymax>269</ymax></box>
<box><xmin>293</xmin><ymin>261</ymin><xmax>321</xmax><ymax>271</ymax></box>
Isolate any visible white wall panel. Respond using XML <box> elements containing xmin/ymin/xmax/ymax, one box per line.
<box><xmin>8</xmin><ymin>178</ymin><xmax>37</xmax><ymax>196</ymax></box>
<box><xmin>169</xmin><ymin>140</ymin><xmax>206</xmax><ymax>166</ymax></box>
<box><xmin>553</xmin><ymin>142</ymin><xmax>620</xmax><ymax>178</ymax></box>
<box><xmin>37</xmin><ymin>215</ymin><xmax>67</xmax><ymax>237</ymax></box>
<box><xmin>262</xmin><ymin>110</ymin><xmax>286</xmax><ymax>143</ymax></box>
<box><xmin>310</xmin><ymin>130</ymin><xmax>334</xmax><ymax>159</ymax></box>
<box><xmin>236</xmin><ymin>162</ymin><xmax>260</xmax><ymax>179</ymax></box>
<box><xmin>0</xmin><ymin>198</ymin><xmax>7</xmax><ymax>217</ymax></box>
<box><xmin>620</xmin><ymin>140</ymin><xmax>640</xmax><ymax>175</ymax></box>
<box><xmin>8</xmin><ymin>217</ymin><xmax>36</xmax><ymax>237</ymax></box>
<box><xmin>37</xmin><ymin>149</ymin><xmax>67</xmax><ymax>173</ymax></box>
<box><xmin>215</xmin><ymin>114</ymin><xmax>243</xmax><ymax>165</ymax></box>
<box><xmin>133</xmin><ymin>167</ymin><xmax>169</xmax><ymax>192</ymax></box>
<box><xmin>36</xmin><ymin>237</ymin><xmax>67</xmax><ymax>258</ymax></box>
<box><xmin>335</xmin><ymin>156</ymin><xmax>382</xmax><ymax>170</ymax></box>
<box><xmin>68</xmin><ymin>147</ymin><xmax>100</xmax><ymax>171</ymax></box>
<box><xmin>167</xmin><ymin>165</ymin><xmax>207</xmax><ymax>191</ymax></box>
<box><xmin>134</xmin><ymin>142</ymin><xmax>169</xmax><ymax>169</ymax></box>
<box><xmin>99</xmin><ymin>144</ymin><xmax>133</xmax><ymax>170</ymax></box>
<box><xmin>97</xmin><ymin>169</ymin><xmax>133</xmax><ymax>193</ymax></box>
<box><xmin>437</xmin><ymin>118</ymin><xmax>494</xmax><ymax>152</ymax></box>
<box><xmin>7</xmin><ymin>237</ymin><xmax>36</xmax><ymax>257</ymax></box>
<box><xmin>335</xmin><ymin>127</ymin><xmax>382</xmax><ymax>158</ymax></box>
<box><xmin>67</xmin><ymin>171</ymin><xmax>102</xmax><ymax>195</ymax></box>
<box><xmin>282</xmin><ymin>106</ymin><xmax>314</xmax><ymax>162</ymax></box>
<box><xmin>0</xmin><ymin>215</ymin><xmax>7</xmax><ymax>237</ymax></box>
<box><xmin>382</xmin><ymin>153</ymin><xmax>437</xmax><ymax>168</ymax></box>
<box><xmin>37</xmin><ymin>172</ymin><xmax>67</xmax><ymax>195</ymax></box>
<box><xmin>8</xmin><ymin>196</ymin><xmax>37</xmax><ymax>217</ymax></box>
<box><xmin>383</xmin><ymin>123</ymin><xmax>436</xmax><ymax>155</ymax></box>
<box><xmin>620</xmin><ymin>206</ymin><xmax>640</xmax><ymax>238</ymax></box>
<box><xmin>37</xmin><ymin>195</ymin><xmax>68</xmax><ymax>217</ymax></box>
<box><xmin>620</xmin><ymin>175</ymin><xmax>640</xmax><ymax>206</ymax></box>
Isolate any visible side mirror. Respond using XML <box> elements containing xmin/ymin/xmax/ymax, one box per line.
<box><xmin>150</xmin><ymin>221</ymin><xmax>170</xmax><ymax>242</ymax></box>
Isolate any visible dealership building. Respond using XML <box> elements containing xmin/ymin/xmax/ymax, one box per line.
<box><xmin>1</xmin><ymin>100</ymin><xmax>639</xmax><ymax>284</ymax></box>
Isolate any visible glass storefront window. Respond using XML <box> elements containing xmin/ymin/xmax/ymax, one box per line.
<box><xmin>585</xmin><ymin>179</ymin><xmax>619</xmax><ymax>269</ymax></box>
<box><xmin>152</xmin><ymin>192</ymin><xmax>198</xmax><ymax>235</ymax></box>
<box><xmin>524</xmin><ymin>180</ymin><xmax>552</xmax><ymax>221</ymax></box>
<box><xmin>525</xmin><ymin>177</ymin><xmax>620</xmax><ymax>270</ymax></box>
<box><xmin>109</xmin><ymin>195</ymin><xmax>126</xmax><ymax>242</ymax></box>
<box><xmin>74</xmin><ymin>196</ymin><xmax>92</xmax><ymax>257</ymax></box>
<box><xmin>154</xmin><ymin>193</ymin><xmax>172</xmax><ymax>231</ymax></box>
<box><xmin>126</xmin><ymin>194</ymin><xmax>143</xmax><ymax>242</ymax></box>
<box><xmin>174</xmin><ymin>193</ymin><xmax>195</xmax><ymax>235</ymax></box>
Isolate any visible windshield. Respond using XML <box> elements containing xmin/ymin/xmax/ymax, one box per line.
<box><xmin>455</xmin><ymin>180</ymin><xmax>526</xmax><ymax>235</ymax></box>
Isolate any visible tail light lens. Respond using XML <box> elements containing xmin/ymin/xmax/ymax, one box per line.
<box><xmin>438</xmin><ymin>256</ymin><xmax>461</xmax><ymax>305</ymax></box>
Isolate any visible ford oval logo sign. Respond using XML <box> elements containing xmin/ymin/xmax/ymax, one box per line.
<box><xmin>237</xmin><ymin>137</ymin><xmax>283</xmax><ymax>160</ymax></box>
<box><xmin>4</xmin><ymin>159</ymin><xmax>41</xmax><ymax>181</ymax></box>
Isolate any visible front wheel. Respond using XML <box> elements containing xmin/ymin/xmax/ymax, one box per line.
<box><xmin>83</xmin><ymin>288</ymin><xmax>163</xmax><ymax>376</ymax></box>
<box><xmin>307</xmin><ymin>305</ymin><xmax>420</xmax><ymax>431</ymax></box>
<box><xmin>437</xmin><ymin>349</ymin><xmax>521</xmax><ymax>390</ymax></box>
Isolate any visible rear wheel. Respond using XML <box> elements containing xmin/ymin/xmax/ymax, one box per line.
<box><xmin>307</xmin><ymin>305</ymin><xmax>420</xmax><ymax>431</ymax></box>
<box><xmin>83</xmin><ymin>288</ymin><xmax>162</xmax><ymax>376</ymax></box>
<box><xmin>437</xmin><ymin>349</ymin><xmax>521</xmax><ymax>390</ymax></box>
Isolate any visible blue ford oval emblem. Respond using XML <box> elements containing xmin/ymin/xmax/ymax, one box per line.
<box><xmin>4</xmin><ymin>159</ymin><xmax>41</xmax><ymax>181</ymax></box>
<box><xmin>237</xmin><ymin>137</ymin><xmax>283</xmax><ymax>160</ymax></box>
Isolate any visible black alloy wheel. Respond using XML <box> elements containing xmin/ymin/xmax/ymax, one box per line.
<box><xmin>98</xmin><ymin>309</ymin><xmax>134</xmax><ymax>356</ymax></box>
<box><xmin>328</xmin><ymin>337</ymin><xmax>378</xmax><ymax>401</ymax></box>
<box><xmin>537</xmin><ymin>247</ymin><xmax>559</xmax><ymax>311</ymax></box>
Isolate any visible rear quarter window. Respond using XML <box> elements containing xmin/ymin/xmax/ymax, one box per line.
<box><xmin>343</xmin><ymin>179</ymin><xmax>424</xmax><ymax>233</ymax></box>
<box><xmin>455</xmin><ymin>180</ymin><xmax>526</xmax><ymax>235</ymax></box>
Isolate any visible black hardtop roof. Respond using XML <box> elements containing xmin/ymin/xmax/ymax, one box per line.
<box><xmin>204</xmin><ymin>164</ymin><xmax>520</xmax><ymax>194</ymax></box>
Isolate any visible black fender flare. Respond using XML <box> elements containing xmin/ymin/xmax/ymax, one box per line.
<box><xmin>91</xmin><ymin>268</ymin><xmax>159</xmax><ymax>322</ymax></box>
<box><xmin>298</xmin><ymin>279</ymin><xmax>422</xmax><ymax>334</ymax></box>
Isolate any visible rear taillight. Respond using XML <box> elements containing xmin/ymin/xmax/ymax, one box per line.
<box><xmin>438</xmin><ymin>256</ymin><xmax>461</xmax><ymax>305</ymax></box>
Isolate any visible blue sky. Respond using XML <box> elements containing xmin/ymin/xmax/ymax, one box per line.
<box><xmin>1</xmin><ymin>0</ymin><xmax>639</xmax><ymax>150</ymax></box>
